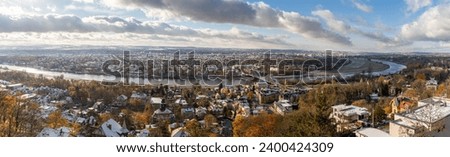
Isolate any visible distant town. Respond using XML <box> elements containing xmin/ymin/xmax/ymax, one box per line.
<box><xmin>1</xmin><ymin>48</ymin><xmax>450</xmax><ymax>137</ymax></box>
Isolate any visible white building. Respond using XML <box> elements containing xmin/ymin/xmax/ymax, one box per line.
<box><xmin>195</xmin><ymin>107</ymin><xmax>207</xmax><ymax>119</ymax></box>
<box><xmin>175</xmin><ymin>98</ymin><xmax>188</xmax><ymax>106</ymax></box>
<box><xmin>6</xmin><ymin>83</ymin><xmax>23</xmax><ymax>90</ymax></box>
<box><xmin>150</xmin><ymin>97</ymin><xmax>163</xmax><ymax>108</ymax></box>
<box><xmin>354</xmin><ymin>128</ymin><xmax>390</xmax><ymax>137</ymax></box>
<box><xmin>37</xmin><ymin>127</ymin><xmax>71</xmax><ymax>137</ymax></box>
<box><xmin>389</xmin><ymin>97</ymin><xmax>450</xmax><ymax>137</ymax></box>
<box><xmin>426</xmin><ymin>78</ymin><xmax>438</xmax><ymax>90</ymax></box>
<box><xmin>330</xmin><ymin>104</ymin><xmax>371</xmax><ymax>132</ymax></box>
<box><xmin>99</xmin><ymin>119</ymin><xmax>129</xmax><ymax>137</ymax></box>
<box><xmin>152</xmin><ymin>102</ymin><xmax>175</xmax><ymax>124</ymax></box>
<box><xmin>273</xmin><ymin>99</ymin><xmax>293</xmax><ymax>115</ymax></box>
<box><xmin>117</xmin><ymin>95</ymin><xmax>128</xmax><ymax>101</ymax></box>
<box><xmin>130</xmin><ymin>91</ymin><xmax>147</xmax><ymax>100</ymax></box>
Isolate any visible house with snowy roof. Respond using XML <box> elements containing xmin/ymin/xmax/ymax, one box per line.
<box><xmin>171</xmin><ymin>127</ymin><xmax>189</xmax><ymax>137</ymax></box>
<box><xmin>6</xmin><ymin>83</ymin><xmax>24</xmax><ymax>90</ymax></box>
<box><xmin>390</xmin><ymin>97</ymin><xmax>450</xmax><ymax>137</ymax></box>
<box><xmin>151</xmin><ymin>99</ymin><xmax>175</xmax><ymax>124</ymax></box>
<box><xmin>37</xmin><ymin>127</ymin><xmax>71</xmax><ymax>137</ymax></box>
<box><xmin>354</xmin><ymin>128</ymin><xmax>390</xmax><ymax>137</ymax></box>
<box><xmin>273</xmin><ymin>99</ymin><xmax>293</xmax><ymax>116</ymax></box>
<box><xmin>150</xmin><ymin>97</ymin><xmax>163</xmax><ymax>109</ymax></box>
<box><xmin>426</xmin><ymin>78</ymin><xmax>438</xmax><ymax>90</ymax></box>
<box><xmin>98</xmin><ymin>119</ymin><xmax>129</xmax><ymax>137</ymax></box>
<box><xmin>130</xmin><ymin>91</ymin><xmax>147</xmax><ymax>100</ymax></box>
<box><xmin>330</xmin><ymin>104</ymin><xmax>371</xmax><ymax>132</ymax></box>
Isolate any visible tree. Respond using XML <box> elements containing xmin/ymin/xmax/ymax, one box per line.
<box><xmin>0</xmin><ymin>93</ymin><xmax>44</xmax><ymax>137</ymax></box>
<box><xmin>133</xmin><ymin>112</ymin><xmax>150</xmax><ymax>129</ymax></box>
<box><xmin>373</xmin><ymin>105</ymin><xmax>387</xmax><ymax>126</ymax></box>
<box><xmin>416</xmin><ymin>73</ymin><xmax>426</xmax><ymax>81</ymax></box>
<box><xmin>232</xmin><ymin>115</ymin><xmax>246</xmax><ymax>137</ymax></box>
<box><xmin>47</xmin><ymin>110</ymin><xmax>68</xmax><ymax>129</ymax></box>
<box><xmin>232</xmin><ymin>113</ymin><xmax>281</xmax><ymax>137</ymax></box>
<box><xmin>204</xmin><ymin>114</ymin><xmax>217</xmax><ymax>129</ymax></box>
<box><xmin>185</xmin><ymin>119</ymin><xmax>206</xmax><ymax>137</ymax></box>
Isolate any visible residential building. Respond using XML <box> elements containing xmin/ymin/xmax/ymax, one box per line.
<box><xmin>426</xmin><ymin>78</ymin><xmax>438</xmax><ymax>90</ymax></box>
<box><xmin>151</xmin><ymin>100</ymin><xmax>175</xmax><ymax>124</ymax></box>
<box><xmin>354</xmin><ymin>128</ymin><xmax>390</xmax><ymax>137</ymax></box>
<box><xmin>130</xmin><ymin>91</ymin><xmax>147</xmax><ymax>100</ymax></box>
<box><xmin>330</xmin><ymin>104</ymin><xmax>371</xmax><ymax>132</ymax></box>
<box><xmin>273</xmin><ymin>99</ymin><xmax>293</xmax><ymax>115</ymax></box>
<box><xmin>6</xmin><ymin>83</ymin><xmax>23</xmax><ymax>90</ymax></box>
<box><xmin>37</xmin><ymin>127</ymin><xmax>71</xmax><ymax>137</ymax></box>
<box><xmin>171</xmin><ymin>127</ymin><xmax>189</xmax><ymax>137</ymax></box>
<box><xmin>390</xmin><ymin>96</ymin><xmax>414</xmax><ymax>115</ymax></box>
<box><xmin>150</xmin><ymin>97</ymin><xmax>163</xmax><ymax>109</ymax></box>
<box><xmin>98</xmin><ymin>119</ymin><xmax>129</xmax><ymax>137</ymax></box>
<box><xmin>389</xmin><ymin>97</ymin><xmax>450</xmax><ymax>137</ymax></box>
<box><xmin>177</xmin><ymin>98</ymin><xmax>195</xmax><ymax>119</ymax></box>
<box><xmin>256</xmin><ymin>88</ymin><xmax>280</xmax><ymax>104</ymax></box>
<box><xmin>369</xmin><ymin>93</ymin><xmax>379</xmax><ymax>102</ymax></box>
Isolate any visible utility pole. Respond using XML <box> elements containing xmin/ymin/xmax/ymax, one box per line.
<box><xmin>372</xmin><ymin>104</ymin><xmax>375</xmax><ymax>127</ymax></box>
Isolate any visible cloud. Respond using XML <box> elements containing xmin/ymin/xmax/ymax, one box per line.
<box><xmin>312</xmin><ymin>9</ymin><xmax>410</xmax><ymax>46</ymax></box>
<box><xmin>351</xmin><ymin>0</ymin><xmax>373</xmax><ymax>13</ymax></box>
<box><xmin>404</xmin><ymin>0</ymin><xmax>432</xmax><ymax>13</ymax></box>
<box><xmin>73</xmin><ymin>0</ymin><xmax>95</xmax><ymax>3</ymax></box>
<box><xmin>102</xmin><ymin>0</ymin><xmax>352</xmax><ymax>46</ymax></box>
<box><xmin>400</xmin><ymin>4</ymin><xmax>450</xmax><ymax>42</ymax></box>
<box><xmin>0</xmin><ymin>32</ymin><xmax>290</xmax><ymax>48</ymax></box>
<box><xmin>0</xmin><ymin>14</ymin><xmax>290</xmax><ymax>46</ymax></box>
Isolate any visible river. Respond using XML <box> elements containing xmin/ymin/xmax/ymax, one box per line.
<box><xmin>0</xmin><ymin>59</ymin><xmax>407</xmax><ymax>86</ymax></box>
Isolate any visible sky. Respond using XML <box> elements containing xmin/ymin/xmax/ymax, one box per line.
<box><xmin>1</xmin><ymin>0</ymin><xmax>450</xmax><ymax>52</ymax></box>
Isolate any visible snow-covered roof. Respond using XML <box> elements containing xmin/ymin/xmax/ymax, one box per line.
<box><xmin>418</xmin><ymin>97</ymin><xmax>450</xmax><ymax>107</ymax></box>
<box><xmin>37</xmin><ymin>127</ymin><xmax>71</xmax><ymax>137</ymax></box>
<box><xmin>151</xmin><ymin>97</ymin><xmax>163</xmax><ymax>104</ymax></box>
<box><xmin>181</xmin><ymin>108</ymin><xmax>195</xmax><ymax>112</ymax></box>
<box><xmin>196</xmin><ymin>107</ymin><xmax>207</xmax><ymax>113</ymax></box>
<box><xmin>393</xmin><ymin>97</ymin><xmax>450</xmax><ymax>131</ymax></box>
<box><xmin>354</xmin><ymin>128</ymin><xmax>390</xmax><ymax>137</ymax></box>
<box><xmin>175</xmin><ymin>98</ymin><xmax>188</xmax><ymax>105</ymax></box>
<box><xmin>154</xmin><ymin>108</ymin><xmax>173</xmax><ymax>114</ymax></box>
<box><xmin>332</xmin><ymin>104</ymin><xmax>370</xmax><ymax>116</ymax></box>
<box><xmin>276</xmin><ymin>99</ymin><xmax>292</xmax><ymax>108</ymax></box>
<box><xmin>171</xmin><ymin>127</ymin><xmax>189</xmax><ymax>137</ymax></box>
<box><xmin>0</xmin><ymin>80</ymin><xmax>11</xmax><ymax>85</ymax></box>
<box><xmin>7</xmin><ymin>83</ymin><xmax>23</xmax><ymax>88</ymax></box>
<box><xmin>131</xmin><ymin>91</ymin><xmax>147</xmax><ymax>99</ymax></box>
<box><xmin>426</xmin><ymin>78</ymin><xmax>438</xmax><ymax>85</ymax></box>
<box><xmin>137</xmin><ymin>129</ymin><xmax>149</xmax><ymax>137</ymax></box>
<box><xmin>196</xmin><ymin>95</ymin><xmax>208</xmax><ymax>99</ymax></box>
<box><xmin>20</xmin><ymin>93</ymin><xmax>37</xmax><ymax>100</ymax></box>
<box><xmin>117</xmin><ymin>95</ymin><xmax>128</xmax><ymax>101</ymax></box>
<box><xmin>100</xmin><ymin>119</ymin><xmax>128</xmax><ymax>137</ymax></box>
<box><xmin>402</xmin><ymin>103</ymin><xmax>450</xmax><ymax>124</ymax></box>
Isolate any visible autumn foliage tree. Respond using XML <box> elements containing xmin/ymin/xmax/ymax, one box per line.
<box><xmin>0</xmin><ymin>92</ymin><xmax>44</xmax><ymax>137</ymax></box>
<box><xmin>47</xmin><ymin>110</ymin><xmax>68</xmax><ymax>129</ymax></box>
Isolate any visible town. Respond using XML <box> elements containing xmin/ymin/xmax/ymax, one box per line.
<box><xmin>1</xmin><ymin>48</ymin><xmax>450</xmax><ymax>137</ymax></box>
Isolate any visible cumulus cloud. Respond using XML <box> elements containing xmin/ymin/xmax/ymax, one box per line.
<box><xmin>400</xmin><ymin>4</ymin><xmax>450</xmax><ymax>42</ymax></box>
<box><xmin>102</xmin><ymin>0</ymin><xmax>352</xmax><ymax>46</ymax></box>
<box><xmin>312</xmin><ymin>9</ymin><xmax>404</xmax><ymax>45</ymax></box>
<box><xmin>404</xmin><ymin>0</ymin><xmax>432</xmax><ymax>13</ymax></box>
<box><xmin>0</xmin><ymin>14</ymin><xmax>290</xmax><ymax>46</ymax></box>
<box><xmin>351</xmin><ymin>0</ymin><xmax>373</xmax><ymax>13</ymax></box>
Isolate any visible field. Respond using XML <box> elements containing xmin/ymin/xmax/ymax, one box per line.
<box><xmin>339</xmin><ymin>58</ymin><xmax>390</xmax><ymax>74</ymax></box>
